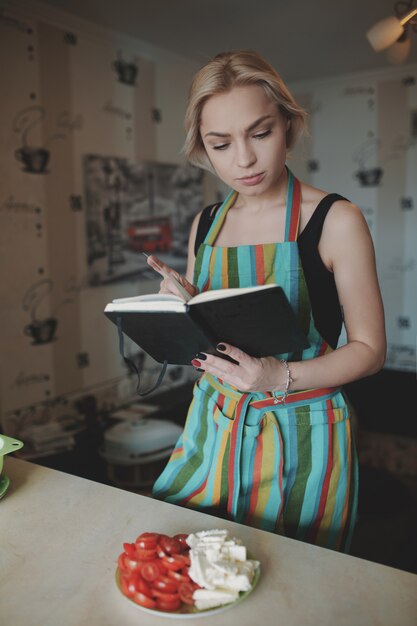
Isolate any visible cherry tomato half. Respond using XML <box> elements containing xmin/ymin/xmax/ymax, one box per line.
<box><xmin>180</xmin><ymin>554</ymin><xmax>191</xmax><ymax>567</ymax></box>
<box><xmin>135</xmin><ymin>532</ymin><xmax>160</xmax><ymax>550</ymax></box>
<box><xmin>123</xmin><ymin>542</ymin><xmax>137</xmax><ymax>558</ymax></box>
<box><xmin>118</xmin><ymin>553</ymin><xmax>129</xmax><ymax>573</ymax></box>
<box><xmin>123</xmin><ymin>575</ymin><xmax>152</xmax><ymax>597</ymax></box>
<box><xmin>161</xmin><ymin>555</ymin><xmax>187</xmax><ymax>571</ymax></box>
<box><xmin>156</xmin><ymin>596</ymin><xmax>182</xmax><ymax>612</ymax></box>
<box><xmin>140</xmin><ymin>560</ymin><xmax>163</xmax><ymax>582</ymax></box>
<box><xmin>173</xmin><ymin>534</ymin><xmax>189</xmax><ymax>550</ymax></box>
<box><xmin>152</xmin><ymin>577</ymin><xmax>178</xmax><ymax>594</ymax></box>
<box><xmin>168</xmin><ymin>569</ymin><xmax>190</xmax><ymax>583</ymax></box>
<box><xmin>120</xmin><ymin>575</ymin><xmax>134</xmax><ymax>598</ymax></box>
<box><xmin>124</xmin><ymin>555</ymin><xmax>143</xmax><ymax>572</ymax></box>
<box><xmin>155</xmin><ymin>543</ymin><xmax>168</xmax><ymax>559</ymax></box>
<box><xmin>135</xmin><ymin>547</ymin><xmax>157</xmax><ymax>561</ymax></box>
<box><xmin>152</xmin><ymin>589</ymin><xmax>180</xmax><ymax>602</ymax></box>
<box><xmin>178</xmin><ymin>582</ymin><xmax>195</xmax><ymax>606</ymax></box>
<box><xmin>133</xmin><ymin>591</ymin><xmax>157</xmax><ymax>609</ymax></box>
<box><xmin>159</xmin><ymin>535</ymin><xmax>182</xmax><ymax>555</ymax></box>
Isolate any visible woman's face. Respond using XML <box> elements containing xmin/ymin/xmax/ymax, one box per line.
<box><xmin>200</xmin><ymin>85</ymin><xmax>289</xmax><ymax>196</ymax></box>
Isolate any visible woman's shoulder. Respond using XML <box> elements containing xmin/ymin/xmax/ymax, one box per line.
<box><xmin>191</xmin><ymin>202</ymin><xmax>224</xmax><ymax>257</ymax></box>
<box><xmin>300</xmin><ymin>182</ymin><xmax>362</xmax><ymax>228</ymax></box>
<box><xmin>191</xmin><ymin>203</ymin><xmax>219</xmax><ymax>234</ymax></box>
<box><xmin>305</xmin><ymin>186</ymin><xmax>371</xmax><ymax>259</ymax></box>
<box><xmin>323</xmin><ymin>198</ymin><xmax>369</xmax><ymax>242</ymax></box>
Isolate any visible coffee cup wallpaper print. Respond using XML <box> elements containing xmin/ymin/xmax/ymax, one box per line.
<box><xmin>83</xmin><ymin>156</ymin><xmax>204</xmax><ymax>286</ymax></box>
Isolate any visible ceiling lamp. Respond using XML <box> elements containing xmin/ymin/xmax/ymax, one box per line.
<box><xmin>366</xmin><ymin>2</ymin><xmax>417</xmax><ymax>63</ymax></box>
<box><xmin>386</xmin><ymin>33</ymin><xmax>412</xmax><ymax>64</ymax></box>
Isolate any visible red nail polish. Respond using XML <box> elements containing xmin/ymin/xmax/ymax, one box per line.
<box><xmin>191</xmin><ymin>359</ymin><xmax>201</xmax><ymax>367</ymax></box>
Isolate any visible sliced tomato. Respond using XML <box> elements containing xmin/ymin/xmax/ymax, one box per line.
<box><xmin>135</xmin><ymin>532</ymin><xmax>160</xmax><ymax>550</ymax></box>
<box><xmin>123</xmin><ymin>542</ymin><xmax>137</xmax><ymax>558</ymax></box>
<box><xmin>168</xmin><ymin>569</ymin><xmax>190</xmax><ymax>583</ymax></box>
<box><xmin>135</xmin><ymin>547</ymin><xmax>157</xmax><ymax>561</ymax></box>
<box><xmin>173</xmin><ymin>533</ymin><xmax>189</xmax><ymax>550</ymax></box>
<box><xmin>140</xmin><ymin>560</ymin><xmax>163</xmax><ymax>582</ymax></box>
<box><xmin>178</xmin><ymin>582</ymin><xmax>195</xmax><ymax>605</ymax></box>
<box><xmin>156</xmin><ymin>596</ymin><xmax>182</xmax><ymax>612</ymax></box>
<box><xmin>155</xmin><ymin>543</ymin><xmax>168</xmax><ymax>559</ymax></box>
<box><xmin>161</xmin><ymin>555</ymin><xmax>186</xmax><ymax>571</ymax></box>
<box><xmin>135</xmin><ymin>577</ymin><xmax>154</xmax><ymax>597</ymax></box>
<box><xmin>120</xmin><ymin>530</ymin><xmax>194</xmax><ymax>612</ymax></box>
<box><xmin>159</xmin><ymin>535</ymin><xmax>182</xmax><ymax>555</ymax></box>
<box><xmin>179</xmin><ymin>554</ymin><xmax>191</xmax><ymax>567</ymax></box>
<box><xmin>120</xmin><ymin>575</ymin><xmax>134</xmax><ymax>598</ymax></box>
<box><xmin>152</xmin><ymin>589</ymin><xmax>180</xmax><ymax>602</ymax></box>
<box><xmin>123</xmin><ymin>574</ymin><xmax>152</xmax><ymax>597</ymax></box>
<box><xmin>133</xmin><ymin>591</ymin><xmax>157</xmax><ymax>609</ymax></box>
<box><xmin>152</xmin><ymin>577</ymin><xmax>178</xmax><ymax>594</ymax></box>
<box><xmin>124</xmin><ymin>555</ymin><xmax>143</xmax><ymax>572</ymax></box>
<box><xmin>118</xmin><ymin>553</ymin><xmax>129</xmax><ymax>573</ymax></box>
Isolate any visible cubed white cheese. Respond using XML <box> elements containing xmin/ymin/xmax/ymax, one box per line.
<box><xmin>186</xmin><ymin>529</ymin><xmax>259</xmax><ymax>609</ymax></box>
<box><xmin>222</xmin><ymin>544</ymin><xmax>247</xmax><ymax>561</ymax></box>
<box><xmin>193</xmin><ymin>588</ymin><xmax>239</xmax><ymax>610</ymax></box>
<box><xmin>211</xmin><ymin>558</ymin><xmax>238</xmax><ymax>575</ymax></box>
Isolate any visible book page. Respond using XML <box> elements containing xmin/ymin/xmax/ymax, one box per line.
<box><xmin>112</xmin><ymin>293</ymin><xmax>183</xmax><ymax>304</ymax></box>
<box><xmin>189</xmin><ymin>283</ymin><xmax>278</xmax><ymax>305</ymax></box>
<box><xmin>105</xmin><ymin>299</ymin><xmax>187</xmax><ymax>313</ymax></box>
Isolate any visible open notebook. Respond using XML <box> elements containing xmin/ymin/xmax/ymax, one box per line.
<box><xmin>104</xmin><ymin>284</ymin><xmax>309</xmax><ymax>365</ymax></box>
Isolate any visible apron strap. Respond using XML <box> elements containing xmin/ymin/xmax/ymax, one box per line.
<box><xmin>204</xmin><ymin>189</ymin><xmax>238</xmax><ymax>246</ymax></box>
<box><xmin>227</xmin><ymin>394</ymin><xmax>252</xmax><ymax>521</ymax></box>
<box><xmin>284</xmin><ymin>166</ymin><xmax>302</xmax><ymax>242</ymax></box>
<box><xmin>226</xmin><ymin>393</ymin><xmax>285</xmax><ymax>527</ymax></box>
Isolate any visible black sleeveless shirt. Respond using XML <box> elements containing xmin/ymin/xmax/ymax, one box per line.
<box><xmin>194</xmin><ymin>194</ymin><xmax>348</xmax><ymax>350</ymax></box>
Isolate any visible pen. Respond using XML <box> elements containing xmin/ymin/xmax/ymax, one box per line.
<box><xmin>142</xmin><ymin>252</ymin><xmax>192</xmax><ymax>302</ymax></box>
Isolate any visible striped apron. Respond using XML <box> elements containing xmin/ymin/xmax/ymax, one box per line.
<box><xmin>152</xmin><ymin>167</ymin><xmax>359</xmax><ymax>553</ymax></box>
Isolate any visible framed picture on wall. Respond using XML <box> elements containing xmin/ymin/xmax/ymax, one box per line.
<box><xmin>83</xmin><ymin>155</ymin><xmax>205</xmax><ymax>286</ymax></box>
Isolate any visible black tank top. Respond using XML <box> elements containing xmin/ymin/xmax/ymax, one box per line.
<box><xmin>194</xmin><ymin>194</ymin><xmax>348</xmax><ymax>350</ymax></box>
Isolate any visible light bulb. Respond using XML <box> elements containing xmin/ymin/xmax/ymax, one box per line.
<box><xmin>386</xmin><ymin>36</ymin><xmax>411</xmax><ymax>64</ymax></box>
<box><xmin>366</xmin><ymin>16</ymin><xmax>404</xmax><ymax>52</ymax></box>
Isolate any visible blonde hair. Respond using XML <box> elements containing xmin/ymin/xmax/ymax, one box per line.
<box><xmin>183</xmin><ymin>50</ymin><xmax>308</xmax><ymax>173</ymax></box>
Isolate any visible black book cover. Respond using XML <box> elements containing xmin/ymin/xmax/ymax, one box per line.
<box><xmin>104</xmin><ymin>286</ymin><xmax>309</xmax><ymax>365</ymax></box>
<box><xmin>104</xmin><ymin>309</ymin><xmax>216</xmax><ymax>364</ymax></box>
<box><xmin>189</xmin><ymin>286</ymin><xmax>309</xmax><ymax>358</ymax></box>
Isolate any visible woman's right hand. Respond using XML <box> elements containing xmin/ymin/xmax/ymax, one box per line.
<box><xmin>146</xmin><ymin>255</ymin><xmax>198</xmax><ymax>299</ymax></box>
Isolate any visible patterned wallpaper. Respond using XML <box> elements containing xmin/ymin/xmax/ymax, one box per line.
<box><xmin>289</xmin><ymin>69</ymin><xmax>417</xmax><ymax>373</ymax></box>
<box><xmin>0</xmin><ymin>6</ymin><xmax>201</xmax><ymax>456</ymax></box>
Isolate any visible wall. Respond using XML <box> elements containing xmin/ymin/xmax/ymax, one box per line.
<box><xmin>288</xmin><ymin>65</ymin><xmax>417</xmax><ymax>372</ymax></box>
<box><xmin>0</xmin><ymin>1</ymin><xmax>214</xmax><ymax>456</ymax></box>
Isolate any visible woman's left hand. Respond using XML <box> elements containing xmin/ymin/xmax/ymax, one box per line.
<box><xmin>191</xmin><ymin>343</ymin><xmax>286</xmax><ymax>392</ymax></box>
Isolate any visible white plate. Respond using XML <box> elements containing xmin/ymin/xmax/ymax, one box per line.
<box><xmin>115</xmin><ymin>564</ymin><xmax>260</xmax><ymax>619</ymax></box>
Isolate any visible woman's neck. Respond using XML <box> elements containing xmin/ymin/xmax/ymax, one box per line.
<box><xmin>232</xmin><ymin>167</ymin><xmax>288</xmax><ymax>215</ymax></box>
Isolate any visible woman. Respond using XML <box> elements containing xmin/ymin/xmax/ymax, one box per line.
<box><xmin>148</xmin><ymin>51</ymin><xmax>386</xmax><ymax>552</ymax></box>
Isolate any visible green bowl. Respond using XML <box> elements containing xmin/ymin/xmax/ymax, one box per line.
<box><xmin>0</xmin><ymin>435</ymin><xmax>24</xmax><ymax>498</ymax></box>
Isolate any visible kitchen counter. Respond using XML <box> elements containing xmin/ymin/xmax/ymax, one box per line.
<box><xmin>1</xmin><ymin>458</ymin><xmax>416</xmax><ymax>626</ymax></box>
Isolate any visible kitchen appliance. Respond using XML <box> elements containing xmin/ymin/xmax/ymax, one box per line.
<box><xmin>0</xmin><ymin>435</ymin><xmax>24</xmax><ymax>499</ymax></box>
<box><xmin>99</xmin><ymin>418</ymin><xmax>182</xmax><ymax>489</ymax></box>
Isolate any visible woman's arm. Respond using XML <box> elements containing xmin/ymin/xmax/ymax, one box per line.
<box><xmin>193</xmin><ymin>201</ymin><xmax>386</xmax><ymax>392</ymax></box>
<box><xmin>287</xmin><ymin>200</ymin><xmax>386</xmax><ymax>389</ymax></box>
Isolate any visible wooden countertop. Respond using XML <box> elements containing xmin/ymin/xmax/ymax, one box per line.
<box><xmin>1</xmin><ymin>458</ymin><xmax>416</xmax><ymax>626</ymax></box>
